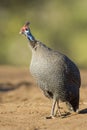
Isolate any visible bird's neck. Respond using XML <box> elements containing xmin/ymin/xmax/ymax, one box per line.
<box><xmin>26</xmin><ymin>29</ymin><xmax>37</xmax><ymax>48</ymax></box>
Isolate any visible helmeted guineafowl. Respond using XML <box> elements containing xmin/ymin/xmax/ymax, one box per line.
<box><xmin>20</xmin><ymin>22</ymin><xmax>81</xmax><ymax>119</ymax></box>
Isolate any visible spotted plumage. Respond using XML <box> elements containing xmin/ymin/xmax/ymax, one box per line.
<box><xmin>20</xmin><ymin>22</ymin><xmax>81</xmax><ymax>118</ymax></box>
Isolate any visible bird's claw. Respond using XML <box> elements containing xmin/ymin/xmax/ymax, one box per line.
<box><xmin>46</xmin><ymin>115</ymin><xmax>55</xmax><ymax>119</ymax></box>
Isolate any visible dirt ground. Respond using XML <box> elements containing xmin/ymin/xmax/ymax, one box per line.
<box><xmin>0</xmin><ymin>66</ymin><xmax>87</xmax><ymax>130</ymax></box>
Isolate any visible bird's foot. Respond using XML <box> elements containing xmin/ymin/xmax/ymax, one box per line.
<box><xmin>46</xmin><ymin>115</ymin><xmax>55</xmax><ymax>119</ymax></box>
<box><xmin>56</xmin><ymin>110</ymin><xmax>71</xmax><ymax>118</ymax></box>
<box><xmin>60</xmin><ymin>111</ymin><xmax>71</xmax><ymax>118</ymax></box>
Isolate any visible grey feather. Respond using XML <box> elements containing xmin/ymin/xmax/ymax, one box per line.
<box><xmin>30</xmin><ymin>41</ymin><xmax>81</xmax><ymax>112</ymax></box>
<box><xmin>20</xmin><ymin>23</ymin><xmax>81</xmax><ymax>114</ymax></box>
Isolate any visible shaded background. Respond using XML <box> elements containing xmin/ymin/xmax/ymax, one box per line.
<box><xmin>0</xmin><ymin>1</ymin><xmax>87</xmax><ymax>129</ymax></box>
<box><xmin>0</xmin><ymin>0</ymin><xmax>87</xmax><ymax>68</ymax></box>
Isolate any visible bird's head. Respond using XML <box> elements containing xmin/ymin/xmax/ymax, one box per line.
<box><xmin>20</xmin><ymin>21</ymin><xmax>36</xmax><ymax>42</ymax></box>
<box><xmin>19</xmin><ymin>22</ymin><xmax>30</xmax><ymax>36</ymax></box>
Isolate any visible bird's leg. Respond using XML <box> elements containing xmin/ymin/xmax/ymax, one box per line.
<box><xmin>51</xmin><ymin>99</ymin><xmax>56</xmax><ymax>117</ymax></box>
<box><xmin>56</xmin><ymin>101</ymin><xmax>70</xmax><ymax>118</ymax></box>
<box><xmin>46</xmin><ymin>99</ymin><xmax>56</xmax><ymax>119</ymax></box>
<box><xmin>56</xmin><ymin>100</ymin><xmax>62</xmax><ymax>117</ymax></box>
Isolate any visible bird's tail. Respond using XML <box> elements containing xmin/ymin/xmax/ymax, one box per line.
<box><xmin>66</xmin><ymin>95</ymin><xmax>79</xmax><ymax>112</ymax></box>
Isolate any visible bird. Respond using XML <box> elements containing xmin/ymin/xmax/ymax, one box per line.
<box><xmin>20</xmin><ymin>22</ymin><xmax>81</xmax><ymax>119</ymax></box>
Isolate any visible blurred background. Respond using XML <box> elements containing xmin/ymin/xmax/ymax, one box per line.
<box><xmin>0</xmin><ymin>0</ymin><xmax>87</xmax><ymax>68</ymax></box>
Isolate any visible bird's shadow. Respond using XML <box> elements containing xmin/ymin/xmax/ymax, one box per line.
<box><xmin>0</xmin><ymin>81</ymin><xmax>32</xmax><ymax>92</ymax></box>
<box><xmin>79</xmin><ymin>108</ymin><xmax>87</xmax><ymax>114</ymax></box>
<box><xmin>61</xmin><ymin>109</ymin><xmax>87</xmax><ymax>118</ymax></box>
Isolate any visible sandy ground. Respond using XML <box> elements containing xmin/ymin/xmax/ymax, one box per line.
<box><xmin>0</xmin><ymin>66</ymin><xmax>87</xmax><ymax>130</ymax></box>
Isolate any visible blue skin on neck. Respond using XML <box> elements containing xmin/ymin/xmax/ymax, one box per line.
<box><xmin>24</xmin><ymin>29</ymin><xmax>35</xmax><ymax>42</ymax></box>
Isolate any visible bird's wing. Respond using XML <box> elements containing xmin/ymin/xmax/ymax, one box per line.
<box><xmin>64</xmin><ymin>56</ymin><xmax>81</xmax><ymax>88</ymax></box>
